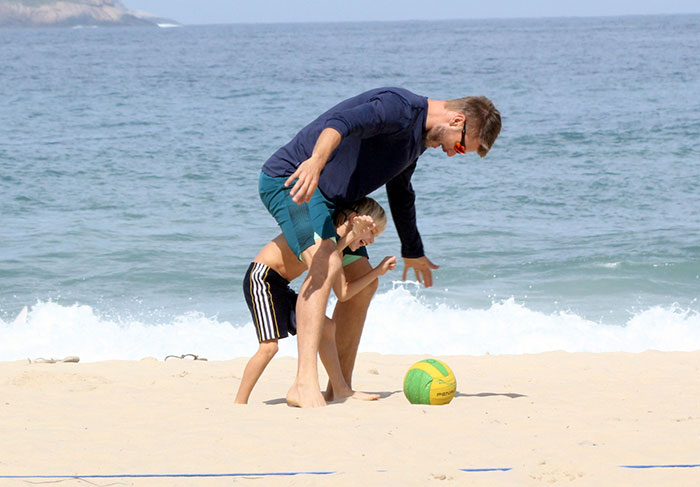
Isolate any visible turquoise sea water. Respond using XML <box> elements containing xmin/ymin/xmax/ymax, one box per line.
<box><xmin>1</xmin><ymin>16</ymin><xmax>699</xmax><ymax>360</ymax></box>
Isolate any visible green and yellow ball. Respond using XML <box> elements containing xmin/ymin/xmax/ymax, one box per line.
<box><xmin>403</xmin><ymin>359</ymin><xmax>457</xmax><ymax>405</ymax></box>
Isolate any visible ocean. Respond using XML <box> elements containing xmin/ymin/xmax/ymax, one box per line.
<box><xmin>1</xmin><ymin>15</ymin><xmax>699</xmax><ymax>361</ymax></box>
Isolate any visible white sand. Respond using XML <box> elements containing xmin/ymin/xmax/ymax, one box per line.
<box><xmin>1</xmin><ymin>351</ymin><xmax>699</xmax><ymax>486</ymax></box>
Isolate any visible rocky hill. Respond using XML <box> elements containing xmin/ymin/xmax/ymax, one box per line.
<box><xmin>0</xmin><ymin>0</ymin><xmax>179</xmax><ymax>28</ymax></box>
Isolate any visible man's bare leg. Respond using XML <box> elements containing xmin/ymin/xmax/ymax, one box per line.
<box><xmin>286</xmin><ymin>238</ymin><xmax>342</xmax><ymax>408</ymax></box>
<box><xmin>326</xmin><ymin>257</ymin><xmax>378</xmax><ymax>400</ymax></box>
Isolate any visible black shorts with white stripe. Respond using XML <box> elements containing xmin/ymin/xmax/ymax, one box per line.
<box><xmin>243</xmin><ymin>262</ymin><xmax>298</xmax><ymax>343</ymax></box>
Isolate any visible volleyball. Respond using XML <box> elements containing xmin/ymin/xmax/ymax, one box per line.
<box><xmin>403</xmin><ymin>359</ymin><xmax>457</xmax><ymax>405</ymax></box>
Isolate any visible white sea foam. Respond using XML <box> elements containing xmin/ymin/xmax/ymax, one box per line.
<box><xmin>361</xmin><ymin>289</ymin><xmax>700</xmax><ymax>355</ymax></box>
<box><xmin>1</xmin><ymin>289</ymin><xmax>699</xmax><ymax>362</ymax></box>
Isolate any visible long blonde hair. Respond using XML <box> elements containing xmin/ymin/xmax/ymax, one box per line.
<box><xmin>334</xmin><ymin>197</ymin><xmax>387</xmax><ymax>233</ymax></box>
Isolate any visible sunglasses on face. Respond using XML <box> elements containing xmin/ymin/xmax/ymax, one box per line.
<box><xmin>454</xmin><ymin>119</ymin><xmax>467</xmax><ymax>154</ymax></box>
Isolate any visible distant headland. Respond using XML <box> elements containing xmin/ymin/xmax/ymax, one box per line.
<box><xmin>0</xmin><ymin>0</ymin><xmax>180</xmax><ymax>28</ymax></box>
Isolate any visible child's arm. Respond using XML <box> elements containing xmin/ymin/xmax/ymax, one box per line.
<box><xmin>332</xmin><ymin>256</ymin><xmax>397</xmax><ymax>302</ymax></box>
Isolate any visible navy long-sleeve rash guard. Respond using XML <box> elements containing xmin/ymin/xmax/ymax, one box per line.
<box><xmin>262</xmin><ymin>87</ymin><xmax>429</xmax><ymax>258</ymax></box>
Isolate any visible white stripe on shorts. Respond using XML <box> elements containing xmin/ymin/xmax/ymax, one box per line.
<box><xmin>251</xmin><ymin>263</ymin><xmax>276</xmax><ymax>341</ymax></box>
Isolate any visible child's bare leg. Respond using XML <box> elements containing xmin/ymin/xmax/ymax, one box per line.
<box><xmin>319</xmin><ymin>317</ymin><xmax>379</xmax><ymax>402</ymax></box>
<box><xmin>235</xmin><ymin>340</ymin><xmax>279</xmax><ymax>404</ymax></box>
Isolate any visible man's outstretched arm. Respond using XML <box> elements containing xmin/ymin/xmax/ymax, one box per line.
<box><xmin>386</xmin><ymin>163</ymin><xmax>440</xmax><ymax>288</ymax></box>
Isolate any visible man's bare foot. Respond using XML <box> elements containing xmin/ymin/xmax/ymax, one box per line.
<box><xmin>286</xmin><ymin>382</ymin><xmax>327</xmax><ymax>408</ymax></box>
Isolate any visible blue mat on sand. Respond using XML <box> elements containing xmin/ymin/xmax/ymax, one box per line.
<box><xmin>4</xmin><ymin>465</ymin><xmax>697</xmax><ymax>479</ymax></box>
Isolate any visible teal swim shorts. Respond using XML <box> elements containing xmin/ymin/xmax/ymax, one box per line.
<box><xmin>259</xmin><ymin>171</ymin><xmax>368</xmax><ymax>264</ymax></box>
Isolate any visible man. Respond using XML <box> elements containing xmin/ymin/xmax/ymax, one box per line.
<box><xmin>259</xmin><ymin>87</ymin><xmax>501</xmax><ymax>407</ymax></box>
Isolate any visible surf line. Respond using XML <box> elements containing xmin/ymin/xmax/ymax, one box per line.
<box><xmin>620</xmin><ymin>464</ymin><xmax>700</xmax><ymax>469</ymax></box>
<box><xmin>0</xmin><ymin>472</ymin><xmax>335</xmax><ymax>479</ymax></box>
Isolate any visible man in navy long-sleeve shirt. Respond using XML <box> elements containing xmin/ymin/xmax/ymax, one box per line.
<box><xmin>259</xmin><ymin>87</ymin><xmax>501</xmax><ymax>407</ymax></box>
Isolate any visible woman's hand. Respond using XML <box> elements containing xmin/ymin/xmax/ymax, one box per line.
<box><xmin>376</xmin><ymin>256</ymin><xmax>397</xmax><ymax>276</ymax></box>
<box><xmin>348</xmin><ymin>215</ymin><xmax>376</xmax><ymax>242</ymax></box>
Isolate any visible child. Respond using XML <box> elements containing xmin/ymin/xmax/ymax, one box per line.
<box><xmin>235</xmin><ymin>197</ymin><xmax>396</xmax><ymax>404</ymax></box>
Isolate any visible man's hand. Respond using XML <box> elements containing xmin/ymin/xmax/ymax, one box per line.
<box><xmin>284</xmin><ymin>127</ymin><xmax>341</xmax><ymax>204</ymax></box>
<box><xmin>402</xmin><ymin>256</ymin><xmax>440</xmax><ymax>288</ymax></box>
<box><xmin>284</xmin><ymin>155</ymin><xmax>324</xmax><ymax>204</ymax></box>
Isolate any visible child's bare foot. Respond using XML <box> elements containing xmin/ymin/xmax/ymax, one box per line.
<box><xmin>286</xmin><ymin>381</ymin><xmax>327</xmax><ymax>408</ymax></box>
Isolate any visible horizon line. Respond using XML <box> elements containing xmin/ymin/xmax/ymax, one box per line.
<box><xmin>159</xmin><ymin>11</ymin><xmax>700</xmax><ymax>27</ymax></box>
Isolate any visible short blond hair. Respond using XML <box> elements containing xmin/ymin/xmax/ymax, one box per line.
<box><xmin>445</xmin><ymin>96</ymin><xmax>501</xmax><ymax>157</ymax></box>
<box><xmin>334</xmin><ymin>197</ymin><xmax>387</xmax><ymax>233</ymax></box>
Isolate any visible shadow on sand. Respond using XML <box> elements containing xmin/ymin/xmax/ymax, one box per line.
<box><xmin>262</xmin><ymin>391</ymin><xmax>526</xmax><ymax>405</ymax></box>
<box><xmin>456</xmin><ymin>392</ymin><xmax>527</xmax><ymax>399</ymax></box>
<box><xmin>263</xmin><ymin>390</ymin><xmax>402</xmax><ymax>405</ymax></box>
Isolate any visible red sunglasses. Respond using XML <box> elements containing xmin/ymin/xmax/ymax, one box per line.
<box><xmin>454</xmin><ymin>119</ymin><xmax>467</xmax><ymax>154</ymax></box>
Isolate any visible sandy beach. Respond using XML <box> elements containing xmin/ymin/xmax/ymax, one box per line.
<box><xmin>1</xmin><ymin>351</ymin><xmax>699</xmax><ymax>486</ymax></box>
